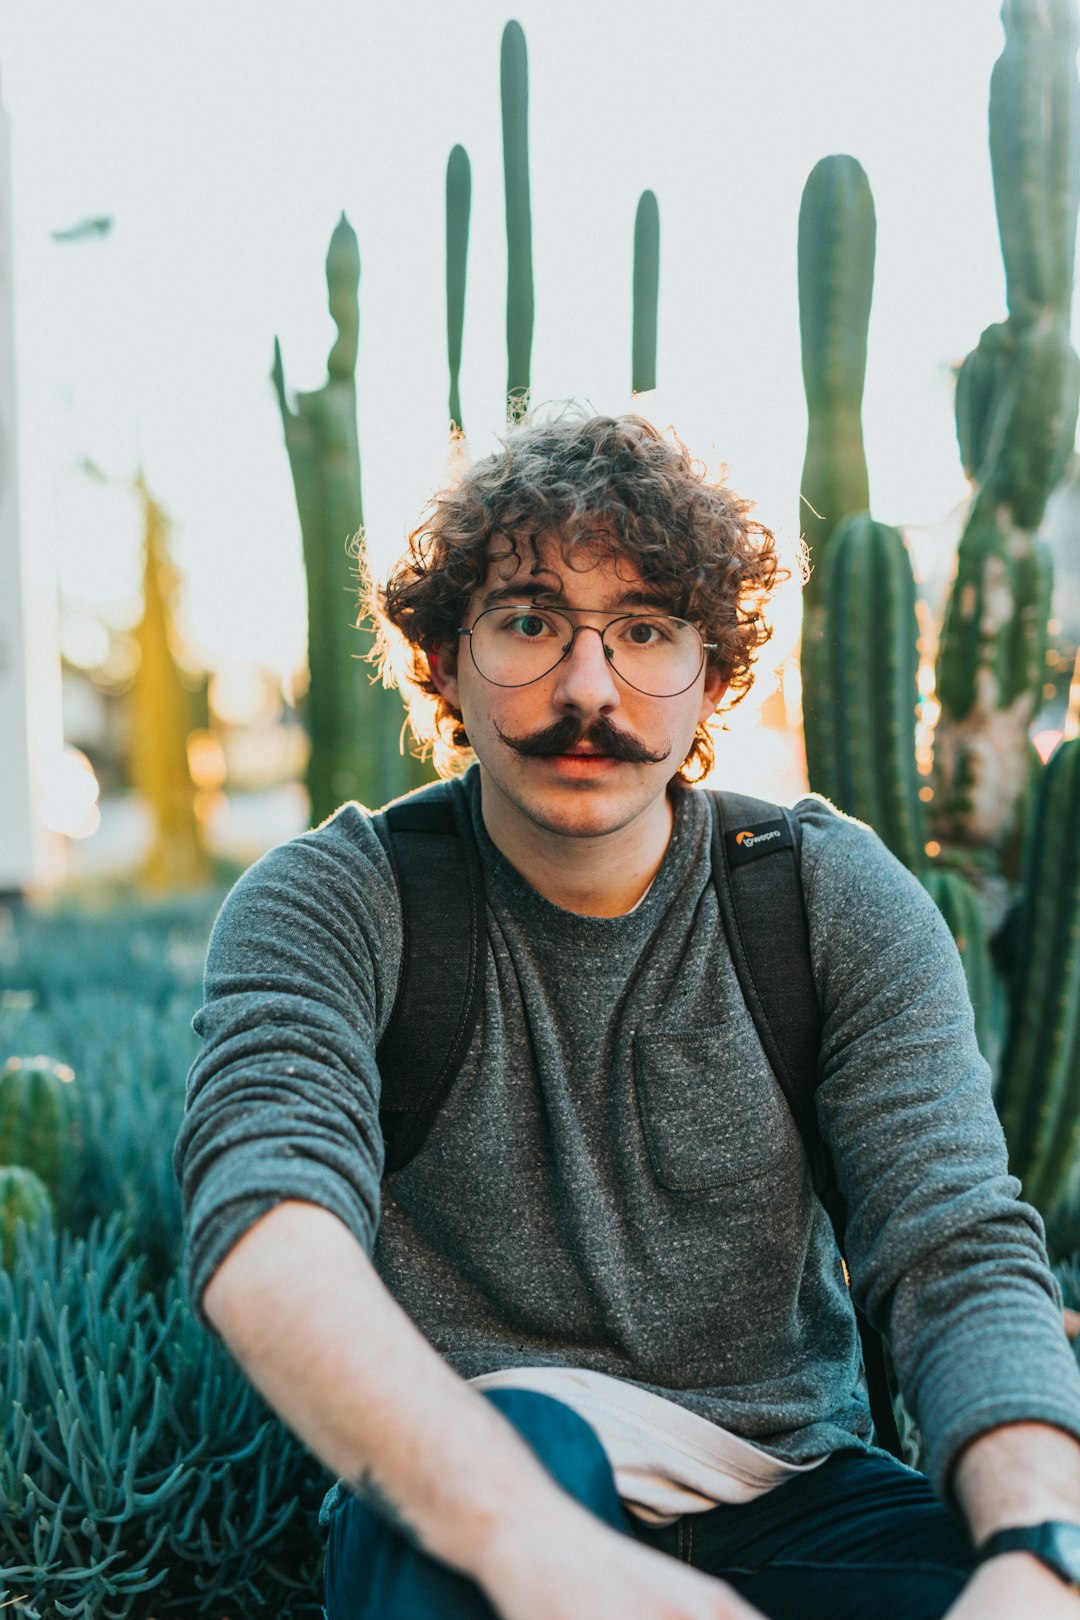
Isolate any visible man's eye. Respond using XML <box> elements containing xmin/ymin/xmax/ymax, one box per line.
<box><xmin>621</xmin><ymin>618</ymin><xmax>667</xmax><ymax>646</ymax></box>
<box><xmin>505</xmin><ymin>611</ymin><xmax>555</xmax><ymax>638</ymax></box>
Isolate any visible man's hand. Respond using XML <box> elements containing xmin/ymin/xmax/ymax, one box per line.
<box><xmin>944</xmin><ymin>1553</ymin><xmax>1080</xmax><ymax>1619</ymax></box>
<box><xmin>477</xmin><ymin>1496</ymin><xmax>765</xmax><ymax>1620</ymax></box>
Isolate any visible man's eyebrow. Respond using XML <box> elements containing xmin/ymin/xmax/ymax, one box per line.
<box><xmin>479</xmin><ymin>582</ymin><xmax>676</xmax><ymax>612</ymax></box>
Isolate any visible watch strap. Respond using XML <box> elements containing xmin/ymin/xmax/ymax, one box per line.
<box><xmin>978</xmin><ymin>1521</ymin><xmax>1080</xmax><ymax>1590</ymax></box>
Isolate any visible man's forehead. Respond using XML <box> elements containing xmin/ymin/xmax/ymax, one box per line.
<box><xmin>476</xmin><ymin>535</ymin><xmax>663</xmax><ymax>606</ymax></box>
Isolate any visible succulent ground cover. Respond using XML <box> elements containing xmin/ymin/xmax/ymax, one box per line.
<box><xmin>0</xmin><ymin>888</ymin><xmax>329</xmax><ymax>1618</ymax></box>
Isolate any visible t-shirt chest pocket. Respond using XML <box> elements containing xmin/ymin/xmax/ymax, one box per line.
<box><xmin>633</xmin><ymin>1018</ymin><xmax>795</xmax><ymax>1193</ymax></box>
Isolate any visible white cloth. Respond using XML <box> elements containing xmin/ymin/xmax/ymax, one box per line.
<box><xmin>471</xmin><ymin>1366</ymin><xmax>826</xmax><ymax>1525</ymax></box>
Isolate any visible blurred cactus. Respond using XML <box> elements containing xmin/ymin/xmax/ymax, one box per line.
<box><xmin>632</xmin><ymin>191</ymin><xmax>660</xmax><ymax>394</ymax></box>
<box><xmin>131</xmin><ymin>476</ymin><xmax>209</xmax><ymax>890</ymax></box>
<box><xmin>921</xmin><ymin>867</ymin><xmax>1006</xmax><ymax>1077</ymax></box>
<box><xmin>935</xmin><ymin>0</ymin><xmax>1080</xmax><ymax>848</ymax></box>
<box><xmin>797</xmin><ymin>0</ymin><xmax>1080</xmax><ymax>1212</ymax></box>
<box><xmin>446</xmin><ymin>144</ymin><xmax>472</xmax><ymax>436</ymax></box>
<box><xmin>273</xmin><ymin>215</ymin><xmax>428</xmax><ymax>823</ymax></box>
<box><xmin>0</xmin><ymin>1165</ymin><xmax>51</xmax><ymax>1268</ymax></box>
<box><xmin>996</xmin><ymin>737</ymin><xmax>1080</xmax><ymax>1208</ymax></box>
<box><xmin>501</xmin><ymin>19</ymin><xmax>533</xmax><ymax>420</ymax></box>
<box><xmin>0</xmin><ymin>1053</ymin><xmax>77</xmax><ymax>1205</ymax></box>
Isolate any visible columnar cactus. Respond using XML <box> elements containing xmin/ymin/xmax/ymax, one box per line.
<box><xmin>0</xmin><ymin>1054</ymin><xmax>76</xmax><ymax>1203</ymax></box>
<box><xmin>995</xmin><ymin>738</ymin><xmax>1080</xmax><ymax>1208</ymax></box>
<box><xmin>501</xmin><ymin>19</ymin><xmax>533</xmax><ymax>419</ymax></box>
<box><xmin>797</xmin><ymin>155</ymin><xmax>875</xmax><ymax>581</ymax></box>
<box><xmin>934</xmin><ymin>0</ymin><xmax>1080</xmax><ymax>848</ymax></box>
<box><xmin>0</xmin><ymin>1165</ymin><xmax>51</xmax><ymax>1269</ymax></box>
<box><xmin>632</xmin><ymin>190</ymin><xmax>660</xmax><ymax>395</ymax></box>
<box><xmin>273</xmin><ymin>216</ymin><xmax>428</xmax><ymax>822</ymax></box>
<box><xmin>818</xmin><ymin>515</ymin><xmax>927</xmax><ymax>873</ymax></box>
<box><xmin>446</xmin><ymin>143</ymin><xmax>471</xmax><ymax>436</ymax></box>
<box><xmin>797</xmin><ymin>0</ymin><xmax>1080</xmax><ymax>1213</ymax></box>
<box><xmin>797</xmin><ymin>156</ymin><xmax>876</xmax><ymax>798</ymax></box>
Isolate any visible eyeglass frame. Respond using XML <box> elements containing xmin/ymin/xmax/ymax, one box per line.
<box><xmin>456</xmin><ymin>603</ymin><xmax>719</xmax><ymax>698</ymax></box>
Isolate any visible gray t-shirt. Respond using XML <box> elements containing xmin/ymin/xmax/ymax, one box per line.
<box><xmin>175</xmin><ymin>768</ymin><xmax>1080</xmax><ymax>1498</ymax></box>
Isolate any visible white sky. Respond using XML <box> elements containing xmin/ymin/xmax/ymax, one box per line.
<box><xmin>0</xmin><ymin>2</ymin><xmax>1042</xmax><ymax>688</ymax></box>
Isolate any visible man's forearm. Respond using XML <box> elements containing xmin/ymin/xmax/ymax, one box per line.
<box><xmin>202</xmin><ymin>1199</ymin><xmax>576</xmax><ymax>1582</ymax></box>
<box><xmin>952</xmin><ymin>1421</ymin><xmax>1080</xmax><ymax>1544</ymax></box>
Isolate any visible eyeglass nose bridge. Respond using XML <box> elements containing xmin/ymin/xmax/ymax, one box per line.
<box><xmin>553</xmin><ymin>620</ymin><xmax>618</xmax><ymax>672</ymax></box>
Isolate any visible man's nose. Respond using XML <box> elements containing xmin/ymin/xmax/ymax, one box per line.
<box><xmin>550</xmin><ymin>625</ymin><xmax>621</xmax><ymax>710</ymax></box>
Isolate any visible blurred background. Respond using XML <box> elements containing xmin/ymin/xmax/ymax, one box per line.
<box><xmin>4</xmin><ymin>0</ymin><xmax>1076</xmax><ymax>890</ymax></box>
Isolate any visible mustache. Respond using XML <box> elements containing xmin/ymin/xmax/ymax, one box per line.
<box><xmin>495</xmin><ymin>714</ymin><xmax>670</xmax><ymax>765</ymax></box>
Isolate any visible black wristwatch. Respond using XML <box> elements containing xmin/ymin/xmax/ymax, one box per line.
<box><xmin>977</xmin><ymin>1521</ymin><xmax>1080</xmax><ymax>1590</ymax></box>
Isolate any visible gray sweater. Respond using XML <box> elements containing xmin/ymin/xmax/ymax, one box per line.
<box><xmin>175</xmin><ymin>769</ymin><xmax>1080</xmax><ymax>1499</ymax></box>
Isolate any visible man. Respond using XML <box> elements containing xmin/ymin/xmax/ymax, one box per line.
<box><xmin>176</xmin><ymin>413</ymin><xmax>1080</xmax><ymax>1620</ymax></box>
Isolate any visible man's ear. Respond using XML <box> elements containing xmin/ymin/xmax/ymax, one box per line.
<box><xmin>699</xmin><ymin>668</ymin><xmax>729</xmax><ymax>724</ymax></box>
<box><xmin>427</xmin><ymin>640</ymin><xmax>462</xmax><ymax>709</ymax></box>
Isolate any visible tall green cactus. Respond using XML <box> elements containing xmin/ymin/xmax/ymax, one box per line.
<box><xmin>819</xmin><ymin>515</ymin><xmax>927</xmax><ymax>872</ymax></box>
<box><xmin>273</xmin><ymin>215</ymin><xmax>427</xmax><ymax>822</ymax></box>
<box><xmin>797</xmin><ymin>0</ymin><xmax>1080</xmax><ymax>1214</ymax></box>
<box><xmin>446</xmin><ymin>144</ymin><xmax>471</xmax><ymax>435</ymax></box>
<box><xmin>797</xmin><ymin>156</ymin><xmax>876</xmax><ymax>799</ymax></box>
<box><xmin>797</xmin><ymin>156</ymin><xmax>875</xmax><ymax>582</ymax></box>
<box><xmin>0</xmin><ymin>1054</ymin><xmax>77</xmax><ymax>1203</ymax></box>
<box><xmin>632</xmin><ymin>190</ymin><xmax>660</xmax><ymax>394</ymax></box>
<box><xmin>501</xmin><ymin>20</ymin><xmax>533</xmax><ymax>419</ymax></box>
<box><xmin>934</xmin><ymin>0</ymin><xmax>1080</xmax><ymax>848</ymax></box>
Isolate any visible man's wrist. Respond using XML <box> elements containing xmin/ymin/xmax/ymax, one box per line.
<box><xmin>953</xmin><ymin>1422</ymin><xmax>1080</xmax><ymax>1545</ymax></box>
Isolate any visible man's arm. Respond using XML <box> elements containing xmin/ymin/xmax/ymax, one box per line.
<box><xmin>945</xmin><ymin>1422</ymin><xmax>1080</xmax><ymax>1616</ymax></box>
<box><xmin>204</xmin><ymin>1198</ymin><xmax>762</xmax><ymax>1620</ymax></box>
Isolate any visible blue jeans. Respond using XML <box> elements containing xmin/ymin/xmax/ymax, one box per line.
<box><xmin>322</xmin><ymin>1389</ymin><xmax>975</xmax><ymax>1620</ymax></box>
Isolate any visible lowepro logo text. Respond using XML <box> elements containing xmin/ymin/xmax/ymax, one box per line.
<box><xmin>735</xmin><ymin>828</ymin><xmax>782</xmax><ymax>849</ymax></box>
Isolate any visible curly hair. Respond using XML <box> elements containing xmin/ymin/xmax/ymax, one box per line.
<box><xmin>372</xmin><ymin>410</ymin><xmax>788</xmax><ymax>782</ymax></box>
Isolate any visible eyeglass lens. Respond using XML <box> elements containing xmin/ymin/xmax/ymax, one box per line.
<box><xmin>468</xmin><ymin>606</ymin><xmax>706</xmax><ymax>697</ymax></box>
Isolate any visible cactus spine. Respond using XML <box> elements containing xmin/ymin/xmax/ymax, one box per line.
<box><xmin>446</xmin><ymin>144</ymin><xmax>471</xmax><ymax>436</ymax></box>
<box><xmin>632</xmin><ymin>191</ymin><xmax>660</xmax><ymax>394</ymax></box>
<box><xmin>0</xmin><ymin>1165</ymin><xmax>51</xmax><ymax>1269</ymax></box>
<box><xmin>501</xmin><ymin>20</ymin><xmax>533</xmax><ymax>420</ymax></box>
<box><xmin>0</xmin><ymin>1055</ymin><xmax>77</xmax><ymax>1204</ymax></box>
<box><xmin>819</xmin><ymin>515</ymin><xmax>927</xmax><ymax>872</ymax></box>
<box><xmin>273</xmin><ymin>216</ymin><xmax>427</xmax><ymax>823</ymax></box>
<box><xmin>797</xmin><ymin>0</ymin><xmax>1080</xmax><ymax>1217</ymax></box>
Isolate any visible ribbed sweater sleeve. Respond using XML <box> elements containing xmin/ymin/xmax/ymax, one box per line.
<box><xmin>173</xmin><ymin>807</ymin><xmax>402</xmax><ymax>1324</ymax></box>
<box><xmin>800</xmin><ymin>800</ymin><xmax>1080</xmax><ymax>1496</ymax></box>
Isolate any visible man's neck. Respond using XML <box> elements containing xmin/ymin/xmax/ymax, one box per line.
<box><xmin>477</xmin><ymin>777</ymin><xmax>675</xmax><ymax>918</ymax></box>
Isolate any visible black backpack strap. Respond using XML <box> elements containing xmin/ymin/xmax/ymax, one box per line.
<box><xmin>372</xmin><ymin>776</ymin><xmax>486</xmax><ymax>1175</ymax></box>
<box><xmin>708</xmin><ymin>791</ymin><xmax>827</xmax><ymax>1196</ymax></box>
<box><xmin>709</xmin><ymin>790</ymin><xmax>904</xmax><ymax>1461</ymax></box>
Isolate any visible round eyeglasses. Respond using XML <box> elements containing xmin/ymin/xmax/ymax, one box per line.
<box><xmin>458</xmin><ymin>605</ymin><xmax>717</xmax><ymax>698</ymax></box>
